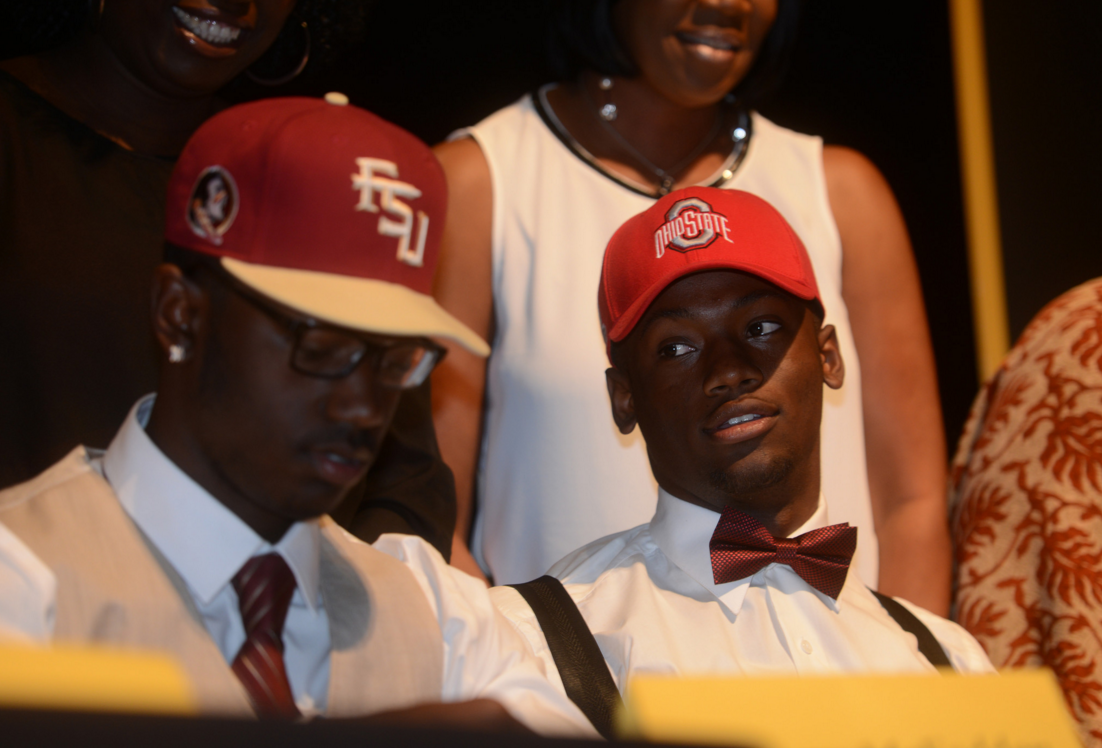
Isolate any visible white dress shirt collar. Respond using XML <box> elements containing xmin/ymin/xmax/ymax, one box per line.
<box><xmin>649</xmin><ymin>487</ymin><xmax>835</xmax><ymax>616</ymax></box>
<box><xmin>101</xmin><ymin>395</ymin><xmax>322</xmax><ymax>611</ymax></box>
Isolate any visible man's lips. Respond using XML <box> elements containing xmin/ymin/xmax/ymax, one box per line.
<box><xmin>704</xmin><ymin>399</ymin><xmax>778</xmax><ymax>444</ymax></box>
<box><xmin>309</xmin><ymin>445</ymin><xmax>372</xmax><ymax>486</ymax></box>
<box><xmin>171</xmin><ymin>5</ymin><xmax>251</xmax><ymax>57</ymax></box>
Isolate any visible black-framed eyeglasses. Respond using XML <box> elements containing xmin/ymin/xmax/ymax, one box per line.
<box><xmin>209</xmin><ymin>268</ymin><xmax>446</xmax><ymax>389</ymax></box>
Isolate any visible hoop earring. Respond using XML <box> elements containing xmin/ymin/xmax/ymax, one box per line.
<box><xmin>246</xmin><ymin>20</ymin><xmax>310</xmax><ymax>87</ymax></box>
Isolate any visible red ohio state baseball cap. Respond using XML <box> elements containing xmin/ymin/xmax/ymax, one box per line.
<box><xmin>598</xmin><ymin>187</ymin><xmax>822</xmax><ymax>349</ymax></box>
<box><xmin>165</xmin><ymin>94</ymin><xmax>489</xmax><ymax>356</ymax></box>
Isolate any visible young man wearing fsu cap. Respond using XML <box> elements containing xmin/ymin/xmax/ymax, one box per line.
<box><xmin>0</xmin><ymin>96</ymin><xmax>592</xmax><ymax>734</ymax></box>
<box><xmin>492</xmin><ymin>187</ymin><xmax>993</xmax><ymax>726</ymax></box>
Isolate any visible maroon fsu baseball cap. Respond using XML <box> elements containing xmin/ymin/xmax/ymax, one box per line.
<box><xmin>164</xmin><ymin>93</ymin><xmax>488</xmax><ymax>356</ymax></box>
<box><xmin>598</xmin><ymin>187</ymin><xmax>822</xmax><ymax>350</ymax></box>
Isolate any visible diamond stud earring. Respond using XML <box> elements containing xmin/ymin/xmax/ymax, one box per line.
<box><xmin>168</xmin><ymin>344</ymin><xmax>187</xmax><ymax>363</ymax></box>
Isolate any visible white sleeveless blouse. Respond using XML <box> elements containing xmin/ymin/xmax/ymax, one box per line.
<box><xmin>464</xmin><ymin>91</ymin><xmax>876</xmax><ymax>586</ymax></box>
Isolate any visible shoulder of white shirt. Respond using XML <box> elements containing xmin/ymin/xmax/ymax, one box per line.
<box><xmin>891</xmin><ymin>595</ymin><xmax>997</xmax><ymax>673</ymax></box>
<box><xmin>546</xmin><ymin>522</ymin><xmax>655</xmax><ymax>583</ymax></box>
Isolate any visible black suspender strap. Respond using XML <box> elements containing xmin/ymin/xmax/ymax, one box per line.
<box><xmin>509</xmin><ymin>576</ymin><xmax>951</xmax><ymax>736</ymax></box>
<box><xmin>870</xmin><ymin>590</ymin><xmax>954</xmax><ymax>670</ymax></box>
<box><xmin>509</xmin><ymin>575</ymin><xmax>624</xmax><ymax>739</ymax></box>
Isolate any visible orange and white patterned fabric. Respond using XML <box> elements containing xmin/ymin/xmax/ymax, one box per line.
<box><xmin>951</xmin><ymin>277</ymin><xmax>1102</xmax><ymax>746</ymax></box>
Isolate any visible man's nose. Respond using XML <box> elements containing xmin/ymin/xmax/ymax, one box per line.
<box><xmin>324</xmin><ymin>364</ymin><xmax>396</xmax><ymax>430</ymax></box>
<box><xmin>703</xmin><ymin>340</ymin><xmax>763</xmax><ymax>395</ymax></box>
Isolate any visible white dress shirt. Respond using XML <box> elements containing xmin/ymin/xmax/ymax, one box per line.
<box><xmin>372</xmin><ymin>533</ymin><xmax>597</xmax><ymax>736</ymax></box>
<box><xmin>493</xmin><ymin>488</ymin><xmax>994</xmax><ymax>692</ymax></box>
<box><xmin>0</xmin><ymin>520</ymin><xmax>56</xmax><ymax>642</ymax></box>
<box><xmin>101</xmin><ymin>396</ymin><xmax>331</xmax><ymax>716</ymax></box>
<box><xmin>91</xmin><ymin>396</ymin><xmax>593</xmax><ymax>735</ymax></box>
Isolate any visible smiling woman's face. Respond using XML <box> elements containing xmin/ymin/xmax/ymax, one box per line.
<box><xmin>613</xmin><ymin>0</ymin><xmax>778</xmax><ymax>108</ymax></box>
<box><xmin>97</xmin><ymin>0</ymin><xmax>298</xmax><ymax>97</ymax></box>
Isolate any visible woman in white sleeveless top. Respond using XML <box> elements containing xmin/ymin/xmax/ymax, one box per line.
<box><xmin>431</xmin><ymin>0</ymin><xmax>950</xmax><ymax>613</ymax></box>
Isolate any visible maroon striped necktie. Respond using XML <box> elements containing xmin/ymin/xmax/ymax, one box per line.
<box><xmin>709</xmin><ymin>506</ymin><xmax>858</xmax><ymax>600</ymax></box>
<box><xmin>231</xmin><ymin>553</ymin><xmax>301</xmax><ymax>719</ymax></box>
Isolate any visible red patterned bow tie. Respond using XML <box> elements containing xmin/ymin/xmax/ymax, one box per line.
<box><xmin>709</xmin><ymin>506</ymin><xmax>857</xmax><ymax>599</ymax></box>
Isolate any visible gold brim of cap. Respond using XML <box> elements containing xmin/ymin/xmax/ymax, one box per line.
<box><xmin>221</xmin><ymin>257</ymin><xmax>490</xmax><ymax>357</ymax></box>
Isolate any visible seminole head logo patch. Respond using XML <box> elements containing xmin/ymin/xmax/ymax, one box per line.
<box><xmin>653</xmin><ymin>197</ymin><xmax>731</xmax><ymax>258</ymax></box>
<box><xmin>186</xmin><ymin>166</ymin><xmax>239</xmax><ymax>246</ymax></box>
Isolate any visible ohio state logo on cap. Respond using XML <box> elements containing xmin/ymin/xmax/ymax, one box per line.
<box><xmin>186</xmin><ymin>166</ymin><xmax>238</xmax><ymax>246</ymax></box>
<box><xmin>653</xmin><ymin>196</ymin><xmax>731</xmax><ymax>258</ymax></box>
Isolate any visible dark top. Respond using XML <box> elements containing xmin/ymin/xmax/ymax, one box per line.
<box><xmin>0</xmin><ymin>70</ymin><xmax>455</xmax><ymax>558</ymax></box>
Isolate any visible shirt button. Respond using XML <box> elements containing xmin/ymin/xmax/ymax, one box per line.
<box><xmin>801</xmin><ymin>639</ymin><xmax>813</xmax><ymax>655</ymax></box>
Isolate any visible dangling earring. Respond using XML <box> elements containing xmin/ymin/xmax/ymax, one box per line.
<box><xmin>247</xmin><ymin>20</ymin><xmax>311</xmax><ymax>87</ymax></box>
<box><xmin>168</xmin><ymin>344</ymin><xmax>187</xmax><ymax>364</ymax></box>
<box><xmin>598</xmin><ymin>77</ymin><xmax>617</xmax><ymax>121</ymax></box>
<box><xmin>722</xmin><ymin>93</ymin><xmax>747</xmax><ymax>144</ymax></box>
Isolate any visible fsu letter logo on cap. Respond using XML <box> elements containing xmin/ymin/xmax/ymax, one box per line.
<box><xmin>186</xmin><ymin>166</ymin><xmax>239</xmax><ymax>246</ymax></box>
<box><xmin>351</xmin><ymin>157</ymin><xmax>429</xmax><ymax>268</ymax></box>
<box><xmin>653</xmin><ymin>197</ymin><xmax>731</xmax><ymax>258</ymax></box>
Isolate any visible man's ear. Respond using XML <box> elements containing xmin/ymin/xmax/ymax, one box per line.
<box><xmin>605</xmin><ymin>366</ymin><xmax>638</xmax><ymax>435</ymax></box>
<box><xmin>818</xmin><ymin>324</ymin><xmax>845</xmax><ymax>390</ymax></box>
<box><xmin>151</xmin><ymin>263</ymin><xmax>205</xmax><ymax>364</ymax></box>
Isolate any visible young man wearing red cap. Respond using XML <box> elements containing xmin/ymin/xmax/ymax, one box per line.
<box><xmin>493</xmin><ymin>187</ymin><xmax>992</xmax><ymax>727</ymax></box>
<box><xmin>0</xmin><ymin>96</ymin><xmax>592</xmax><ymax>734</ymax></box>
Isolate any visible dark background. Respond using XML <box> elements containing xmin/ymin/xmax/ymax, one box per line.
<box><xmin>983</xmin><ymin>2</ymin><xmax>1102</xmax><ymax>339</ymax></box>
<box><xmin>12</xmin><ymin>0</ymin><xmax>1099</xmax><ymax>454</ymax></box>
<box><xmin>276</xmin><ymin>0</ymin><xmax>982</xmax><ymax>450</ymax></box>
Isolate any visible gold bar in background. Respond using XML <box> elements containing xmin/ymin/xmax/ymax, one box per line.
<box><xmin>949</xmin><ymin>0</ymin><xmax>1010</xmax><ymax>382</ymax></box>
